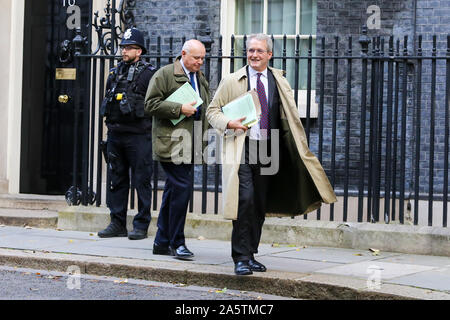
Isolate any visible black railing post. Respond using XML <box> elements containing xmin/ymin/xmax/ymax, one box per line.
<box><xmin>317</xmin><ymin>36</ymin><xmax>325</xmax><ymax>221</ymax></box>
<box><xmin>330</xmin><ymin>36</ymin><xmax>339</xmax><ymax>221</ymax></box>
<box><xmin>198</xmin><ymin>29</ymin><xmax>214</xmax><ymax>214</ymax></box>
<box><xmin>306</xmin><ymin>35</ymin><xmax>313</xmax><ymax>144</ymax></box>
<box><xmin>344</xmin><ymin>36</ymin><xmax>352</xmax><ymax>222</ymax></box>
<box><xmin>428</xmin><ymin>35</ymin><xmax>437</xmax><ymax>226</ymax></box>
<box><xmin>399</xmin><ymin>36</ymin><xmax>409</xmax><ymax>225</ymax></box>
<box><xmin>392</xmin><ymin>39</ymin><xmax>401</xmax><ymax>222</ymax></box>
<box><xmin>384</xmin><ymin>36</ymin><xmax>395</xmax><ymax>224</ymax></box>
<box><xmin>96</xmin><ymin>56</ymin><xmax>106</xmax><ymax>207</ymax></box>
<box><xmin>444</xmin><ymin>35</ymin><xmax>450</xmax><ymax>228</ymax></box>
<box><xmin>368</xmin><ymin>36</ymin><xmax>377</xmax><ymax>222</ymax></box>
<box><xmin>414</xmin><ymin>35</ymin><xmax>423</xmax><ymax>225</ymax></box>
<box><xmin>358</xmin><ymin>26</ymin><xmax>371</xmax><ymax>222</ymax></box>
<box><xmin>294</xmin><ymin>35</ymin><xmax>300</xmax><ymax>105</ymax></box>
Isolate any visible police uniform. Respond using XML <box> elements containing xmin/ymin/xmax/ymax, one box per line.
<box><xmin>98</xmin><ymin>28</ymin><xmax>156</xmax><ymax>240</ymax></box>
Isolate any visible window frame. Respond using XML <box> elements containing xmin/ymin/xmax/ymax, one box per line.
<box><xmin>220</xmin><ymin>0</ymin><xmax>318</xmax><ymax>118</ymax></box>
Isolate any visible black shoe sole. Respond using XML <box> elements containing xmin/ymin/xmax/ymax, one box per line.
<box><xmin>128</xmin><ymin>235</ymin><xmax>148</xmax><ymax>240</ymax></box>
<box><xmin>249</xmin><ymin>268</ymin><xmax>266</xmax><ymax>272</ymax></box>
<box><xmin>98</xmin><ymin>232</ymin><xmax>128</xmax><ymax>238</ymax></box>
<box><xmin>173</xmin><ymin>255</ymin><xmax>195</xmax><ymax>261</ymax></box>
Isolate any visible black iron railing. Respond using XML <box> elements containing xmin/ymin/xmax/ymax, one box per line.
<box><xmin>65</xmin><ymin>2</ymin><xmax>450</xmax><ymax>228</ymax></box>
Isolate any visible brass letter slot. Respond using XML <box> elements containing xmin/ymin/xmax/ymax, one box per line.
<box><xmin>56</xmin><ymin>68</ymin><xmax>77</xmax><ymax>80</ymax></box>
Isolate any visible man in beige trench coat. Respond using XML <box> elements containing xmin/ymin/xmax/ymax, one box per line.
<box><xmin>207</xmin><ymin>34</ymin><xmax>337</xmax><ymax>276</ymax></box>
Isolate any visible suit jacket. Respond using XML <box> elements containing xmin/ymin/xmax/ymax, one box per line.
<box><xmin>206</xmin><ymin>65</ymin><xmax>337</xmax><ymax>220</ymax></box>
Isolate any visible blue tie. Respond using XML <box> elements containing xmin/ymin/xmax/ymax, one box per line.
<box><xmin>189</xmin><ymin>72</ymin><xmax>196</xmax><ymax>92</ymax></box>
<box><xmin>189</xmin><ymin>72</ymin><xmax>201</xmax><ymax>120</ymax></box>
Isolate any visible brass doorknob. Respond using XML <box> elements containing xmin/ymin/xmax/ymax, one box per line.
<box><xmin>58</xmin><ymin>95</ymin><xmax>70</xmax><ymax>104</ymax></box>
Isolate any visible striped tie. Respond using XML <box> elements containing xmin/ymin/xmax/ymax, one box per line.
<box><xmin>256</xmin><ymin>73</ymin><xmax>270</xmax><ymax>136</ymax></box>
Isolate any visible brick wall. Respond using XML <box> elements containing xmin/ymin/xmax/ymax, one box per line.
<box><xmin>128</xmin><ymin>0</ymin><xmax>450</xmax><ymax>197</ymax></box>
<box><xmin>315</xmin><ymin>0</ymin><xmax>450</xmax><ymax>197</ymax></box>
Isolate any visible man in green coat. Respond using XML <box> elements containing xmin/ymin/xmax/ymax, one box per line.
<box><xmin>145</xmin><ymin>39</ymin><xmax>210</xmax><ymax>260</ymax></box>
<box><xmin>207</xmin><ymin>34</ymin><xmax>336</xmax><ymax>275</ymax></box>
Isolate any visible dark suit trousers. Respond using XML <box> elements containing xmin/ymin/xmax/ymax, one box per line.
<box><xmin>155</xmin><ymin>162</ymin><xmax>193</xmax><ymax>248</ymax></box>
<box><xmin>232</xmin><ymin>139</ymin><xmax>270</xmax><ymax>263</ymax></box>
<box><xmin>106</xmin><ymin>131</ymin><xmax>152</xmax><ymax>231</ymax></box>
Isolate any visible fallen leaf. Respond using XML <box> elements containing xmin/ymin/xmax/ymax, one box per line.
<box><xmin>215</xmin><ymin>287</ymin><xmax>227</xmax><ymax>293</ymax></box>
<box><xmin>114</xmin><ymin>279</ymin><xmax>128</xmax><ymax>284</ymax></box>
<box><xmin>296</xmin><ymin>248</ymin><xmax>301</xmax><ymax>252</ymax></box>
<box><xmin>89</xmin><ymin>233</ymin><xmax>95</xmax><ymax>236</ymax></box>
<box><xmin>197</xmin><ymin>236</ymin><xmax>206</xmax><ymax>240</ymax></box>
<box><xmin>354</xmin><ymin>253</ymin><xmax>363</xmax><ymax>256</ymax></box>
<box><xmin>56</xmin><ymin>228</ymin><xmax>64</xmax><ymax>231</ymax></box>
<box><xmin>68</xmin><ymin>240</ymin><xmax>74</xmax><ymax>243</ymax></box>
<box><xmin>271</xmin><ymin>243</ymin><xmax>280</xmax><ymax>247</ymax></box>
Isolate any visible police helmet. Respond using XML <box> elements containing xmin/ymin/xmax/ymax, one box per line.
<box><xmin>120</xmin><ymin>28</ymin><xmax>147</xmax><ymax>54</ymax></box>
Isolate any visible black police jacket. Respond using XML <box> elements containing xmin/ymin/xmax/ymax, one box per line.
<box><xmin>102</xmin><ymin>59</ymin><xmax>156</xmax><ymax>133</ymax></box>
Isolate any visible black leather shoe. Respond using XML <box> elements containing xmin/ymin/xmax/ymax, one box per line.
<box><xmin>170</xmin><ymin>245</ymin><xmax>194</xmax><ymax>260</ymax></box>
<box><xmin>248</xmin><ymin>259</ymin><xmax>267</xmax><ymax>272</ymax></box>
<box><xmin>234</xmin><ymin>261</ymin><xmax>253</xmax><ymax>276</ymax></box>
<box><xmin>98</xmin><ymin>223</ymin><xmax>127</xmax><ymax>238</ymax></box>
<box><xmin>153</xmin><ymin>243</ymin><xmax>172</xmax><ymax>256</ymax></box>
<box><xmin>128</xmin><ymin>229</ymin><xmax>148</xmax><ymax>240</ymax></box>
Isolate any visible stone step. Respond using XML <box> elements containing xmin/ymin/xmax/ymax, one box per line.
<box><xmin>0</xmin><ymin>208</ymin><xmax>58</xmax><ymax>228</ymax></box>
<box><xmin>0</xmin><ymin>194</ymin><xmax>67</xmax><ymax>211</ymax></box>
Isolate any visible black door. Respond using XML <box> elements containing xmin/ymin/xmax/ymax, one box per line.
<box><xmin>21</xmin><ymin>0</ymin><xmax>91</xmax><ymax>195</ymax></box>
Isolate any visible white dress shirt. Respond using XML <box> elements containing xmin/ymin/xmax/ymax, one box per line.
<box><xmin>248</xmin><ymin>66</ymin><xmax>269</xmax><ymax>140</ymax></box>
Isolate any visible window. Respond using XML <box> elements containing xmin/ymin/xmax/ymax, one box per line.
<box><xmin>221</xmin><ymin>0</ymin><xmax>318</xmax><ymax>117</ymax></box>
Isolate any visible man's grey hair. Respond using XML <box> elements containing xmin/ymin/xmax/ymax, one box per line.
<box><xmin>246</xmin><ymin>34</ymin><xmax>273</xmax><ymax>52</ymax></box>
<box><xmin>182</xmin><ymin>39</ymin><xmax>205</xmax><ymax>54</ymax></box>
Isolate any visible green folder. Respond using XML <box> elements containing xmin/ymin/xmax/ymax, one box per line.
<box><xmin>221</xmin><ymin>90</ymin><xmax>261</xmax><ymax>128</ymax></box>
<box><xmin>165</xmin><ymin>82</ymin><xmax>203</xmax><ymax>125</ymax></box>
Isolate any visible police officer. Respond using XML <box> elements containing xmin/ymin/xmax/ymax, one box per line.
<box><xmin>98</xmin><ymin>28</ymin><xmax>156</xmax><ymax>240</ymax></box>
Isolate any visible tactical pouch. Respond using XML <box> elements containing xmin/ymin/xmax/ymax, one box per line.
<box><xmin>119</xmin><ymin>93</ymin><xmax>132</xmax><ymax>115</ymax></box>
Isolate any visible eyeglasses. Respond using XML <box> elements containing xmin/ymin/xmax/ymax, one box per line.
<box><xmin>120</xmin><ymin>45</ymin><xmax>140</xmax><ymax>51</ymax></box>
<box><xmin>247</xmin><ymin>48</ymin><xmax>268</xmax><ymax>54</ymax></box>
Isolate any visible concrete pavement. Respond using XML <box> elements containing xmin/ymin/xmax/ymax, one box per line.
<box><xmin>0</xmin><ymin>225</ymin><xmax>449</xmax><ymax>300</ymax></box>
